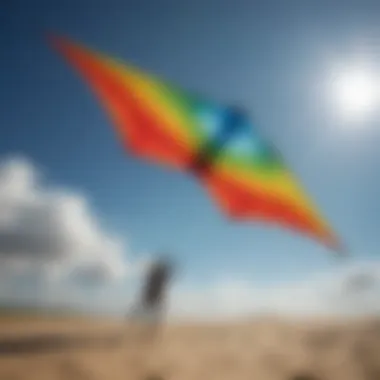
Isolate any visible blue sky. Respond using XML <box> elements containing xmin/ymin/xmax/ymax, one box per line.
<box><xmin>1</xmin><ymin>0</ymin><xmax>380</xmax><ymax>315</ymax></box>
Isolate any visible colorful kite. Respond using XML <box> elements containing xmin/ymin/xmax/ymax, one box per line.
<box><xmin>49</xmin><ymin>35</ymin><xmax>344</xmax><ymax>253</ymax></box>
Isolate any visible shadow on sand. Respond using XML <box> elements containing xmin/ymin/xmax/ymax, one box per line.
<box><xmin>0</xmin><ymin>333</ymin><xmax>123</xmax><ymax>356</ymax></box>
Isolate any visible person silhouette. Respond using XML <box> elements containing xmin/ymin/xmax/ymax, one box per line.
<box><xmin>141</xmin><ymin>257</ymin><xmax>173</xmax><ymax>318</ymax></box>
<box><xmin>131</xmin><ymin>256</ymin><xmax>174</xmax><ymax>343</ymax></box>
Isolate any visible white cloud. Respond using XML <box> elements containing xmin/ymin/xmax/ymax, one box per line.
<box><xmin>0</xmin><ymin>156</ymin><xmax>131</xmax><ymax>286</ymax></box>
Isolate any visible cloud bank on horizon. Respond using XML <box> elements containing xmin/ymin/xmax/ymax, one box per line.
<box><xmin>170</xmin><ymin>262</ymin><xmax>380</xmax><ymax>320</ymax></box>
<box><xmin>0</xmin><ymin>156</ymin><xmax>379</xmax><ymax>319</ymax></box>
<box><xmin>0</xmin><ymin>156</ymin><xmax>142</xmax><ymax>284</ymax></box>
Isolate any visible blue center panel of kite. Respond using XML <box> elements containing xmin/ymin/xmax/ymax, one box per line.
<box><xmin>194</xmin><ymin>104</ymin><xmax>246</xmax><ymax>147</ymax></box>
<box><xmin>189</xmin><ymin>105</ymin><xmax>247</xmax><ymax>172</ymax></box>
<box><xmin>194</xmin><ymin>104</ymin><xmax>227</xmax><ymax>142</ymax></box>
<box><xmin>190</xmin><ymin>102</ymin><xmax>282</xmax><ymax>174</ymax></box>
<box><xmin>225</xmin><ymin>122</ymin><xmax>275</xmax><ymax>159</ymax></box>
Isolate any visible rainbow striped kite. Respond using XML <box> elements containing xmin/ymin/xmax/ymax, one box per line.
<box><xmin>49</xmin><ymin>35</ymin><xmax>343</xmax><ymax>253</ymax></box>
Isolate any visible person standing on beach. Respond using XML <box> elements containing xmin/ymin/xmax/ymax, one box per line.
<box><xmin>141</xmin><ymin>257</ymin><xmax>173</xmax><ymax>326</ymax></box>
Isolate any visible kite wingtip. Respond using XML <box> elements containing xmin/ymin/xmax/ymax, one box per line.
<box><xmin>323</xmin><ymin>234</ymin><xmax>349</xmax><ymax>259</ymax></box>
<box><xmin>332</xmin><ymin>241</ymin><xmax>350</xmax><ymax>259</ymax></box>
<box><xmin>45</xmin><ymin>31</ymin><xmax>60</xmax><ymax>44</ymax></box>
<box><xmin>45</xmin><ymin>32</ymin><xmax>74</xmax><ymax>53</ymax></box>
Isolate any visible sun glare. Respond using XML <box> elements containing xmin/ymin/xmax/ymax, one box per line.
<box><xmin>333</xmin><ymin>69</ymin><xmax>378</xmax><ymax>120</ymax></box>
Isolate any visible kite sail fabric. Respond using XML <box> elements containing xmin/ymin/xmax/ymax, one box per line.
<box><xmin>49</xmin><ymin>35</ymin><xmax>343</xmax><ymax>253</ymax></box>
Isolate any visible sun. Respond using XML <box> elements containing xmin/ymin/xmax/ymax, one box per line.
<box><xmin>333</xmin><ymin>69</ymin><xmax>378</xmax><ymax>120</ymax></box>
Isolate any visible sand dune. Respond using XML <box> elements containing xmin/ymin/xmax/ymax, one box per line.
<box><xmin>0</xmin><ymin>316</ymin><xmax>379</xmax><ymax>380</ymax></box>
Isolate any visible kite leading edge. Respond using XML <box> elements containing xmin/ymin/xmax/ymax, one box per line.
<box><xmin>48</xmin><ymin>34</ymin><xmax>346</xmax><ymax>255</ymax></box>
